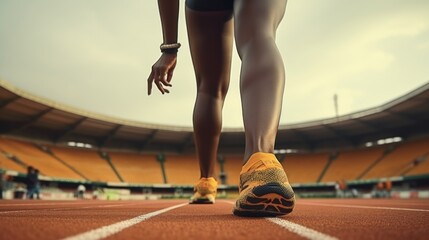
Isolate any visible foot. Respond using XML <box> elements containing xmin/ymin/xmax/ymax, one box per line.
<box><xmin>189</xmin><ymin>177</ymin><xmax>218</xmax><ymax>204</ymax></box>
<box><xmin>233</xmin><ymin>152</ymin><xmax>295</xmax><ymax>217</ymax></box>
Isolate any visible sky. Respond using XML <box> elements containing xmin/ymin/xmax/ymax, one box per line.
<box><xmin>0</xmin><ymin>0</ymin><xmax>428</xmax><ymax>128</ymax></box>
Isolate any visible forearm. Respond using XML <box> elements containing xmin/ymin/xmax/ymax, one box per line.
<box><xmin>157</xmin><ymin>0</ymin><xmax>180</xmax><ymax>44</ymax></box>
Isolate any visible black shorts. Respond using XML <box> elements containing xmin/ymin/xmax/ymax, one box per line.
<box><xmin>185</xmin><ymin>0</ymin><xmax>233</xmax><ymax>11</ymax></box>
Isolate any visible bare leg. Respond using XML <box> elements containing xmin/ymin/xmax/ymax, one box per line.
<box><xmin>186</xmin><ymin>8</ymin><xmax>234</xmax><ymax>178</ymax></box>
<box><xmin>234</xmin><ymin>0</ymin><xmax>287</xmax><ymax>162</ymax></box>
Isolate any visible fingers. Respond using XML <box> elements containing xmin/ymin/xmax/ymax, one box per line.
<box><xmin>155</xmin><ymin>71</ymin><xmax>170</xmax><ymax>94</ymax></box>
<box><xmin>155</xmin><ymin>76</ymin><xmax>167</xmax><ymax>94</ymax></box>
<box><xmin>147</xmin><ymin>54</ymin><xmax>177</xmax><ymax>95</ymax></box>
<box><xmin>166</xmin><ymin>70</ymin><xmax>174</xmax><ymax>84</ymax></box>
<box><xmin>148</xmin><ymin>69</ymin><xmax>173</xmax><ymax>95</ymax></box>
<box><xmin>158</xmin><ymin>71</ymin><xmax>172</xmax><ymax>87</ymax></box>
<box><xmin>147</xmin><ymin>71</ymin><xmax>154</xmax><ymax>95</ymax></box>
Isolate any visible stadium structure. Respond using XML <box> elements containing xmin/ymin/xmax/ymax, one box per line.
<box><xmin>0</xmin><ymin>79</ymin><xmax>428</xmax><ymax>200</ymax></box>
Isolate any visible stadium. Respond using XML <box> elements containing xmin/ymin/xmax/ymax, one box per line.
<box><xmin>1</xmin><ymin>78</ymin><xmax>428</xmax><ymax>239</ymax></box>
<box><xmin>1</xmin><ymin>78</ymin><xmax>429</xmax><ymax>199</ymax></box>
<box><xmin>1</xmin><ymin>1</ymin><xmax>429</xmax><ymax>239</ymax></box>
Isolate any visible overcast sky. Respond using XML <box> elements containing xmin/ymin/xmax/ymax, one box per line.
<box><xmin>0</xmin><ymin>0</ymin><xmax>428</xmax><ymax>128</ymax></box>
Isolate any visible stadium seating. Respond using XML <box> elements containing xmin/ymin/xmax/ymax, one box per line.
<box><xmin>405</xmin><ymin>153</ymin><xmax>429</xmax><ymax>176</ymax></box>
<box><xmin>222</xmin><ymin>155</ymin><xmax>243</xmax><ymax>186</ymax></box>
<box><xmin>0</xmin><ymin>138</ymin><xmax>83</xmax><ymax>180</ymax></box>
<box><xmin>1</xmin><ymin>136</ymin><xmax>428</xmax><ymax>185</ymax></box>
<box><xmin>0</xmin><ymin>149</ymin><xmax>26</xmax><ymax>173</ymax></box>
<box><xmin>163</xmin><ymin>154</ymin><xmax>203</xmax><ymax>185</ymax></box>
<box><xmin>50</xmin><ymin>146</ymin><xmax>119</xmax><ymax>182</ymax></box>
<box><xmin>282</xmin><ymin>153</ymin><xmax>330</xmax><ymax>183</ymax></box>
<box><xmin>109</xmin><ymin>152</ymin><xmax>164</xmax><ymax>184</ymax></box>
<box><xmin>321</xmin><ymin>146</ymin><xmax>385</xmax><ymax>182</ymax></box>
<box><xmin>363</xmin><ymin>138</ymin><xmax>429</xmax><ymax>179</ymax></box>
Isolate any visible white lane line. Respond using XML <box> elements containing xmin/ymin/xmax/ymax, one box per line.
<box><xmin>0</xmin><ymin>203</ymin><xmax>150</xmax><ymax>214</ymax></box>
<box><xmin>299</xmin><ymin>202</ymin><xmax>429</xmax><ymax>212</ymax></box>
<box><xmin>0</xmin><ymin>209</ymin><xmax>38</xmax><ymax>214</ymax></box>
<box><xmin>267</xmin><ymin>218</ymin><xmax>338</xmax><ymax>240</ymax></box>
<box><xmin>0</xmin><ymin>202</ymin><xmax>93</xmax><ymax>207</ymax></box>
<box><xmin>50</xmin><ymin>203</ymin><xmax>146</xmax><ymax>211</ymax></box>
<box><xmin>82</xmin><ymin>203</ymin><xmax>144</xmax><ymax>209</ymax></box>
<box><xmin>221</xmin><ymin>200</ymin><xmax>338</xmax><ymax>240</ymax></box>
<box><xmin>61</xmin><ymin>203</ymin><xmax>188</xmax><ymax>240</ymax></box>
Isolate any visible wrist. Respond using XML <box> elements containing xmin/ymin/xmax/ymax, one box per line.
<box><xmin>161</xmin><ymin>48</ymin><xmax>179</xmax><ymax>54</ymax></box>
<box><xmin>160</xmin><ymin>42</ymin><xmax>181</xmax><ymax>54</ymax></box>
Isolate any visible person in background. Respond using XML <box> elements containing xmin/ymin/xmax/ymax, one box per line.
<box><xmin>384</xmin><ymin>179</ymin><xmax>392</xmax><ymax>198</ymax></box>
<box><xmin>375</xmin><ymin>181</ymin><xmax>385</xmax><ymax>198</ymax></box>
<box><xmin>26</xmin><ymin>166</ymin><xmax>36</xmax><ymax>199</ymax></box>
<box><xmin>0</xmin><ymin>170</ymin><xmax>4</xmax><ymax>199</ymax></box>
<box><xmin>34</xmin><ymin>169</ymin><xmax>41</xmax><ymax>199</ymax></box>
<box><xmin>77</xmin><ymin>184</ymin><xmax>86</xmax><ymax>199</ymax></box>
<box><xmin>335</xmin><ymin>180</ymin><xmax>342</xmax><ymax>198</ymax></box>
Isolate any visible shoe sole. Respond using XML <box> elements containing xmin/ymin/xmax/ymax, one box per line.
<box><xmin>233</xmin><ymin>182</ymin><xmax>294</xmax><ymax>217</ymax></box>
<box><xmin>189</xmin><ymin>197</ymin><xmax>215</xmax><ymax>204</ymax></box>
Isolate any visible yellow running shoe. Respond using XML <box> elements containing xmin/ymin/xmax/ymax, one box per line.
<box><xmin>233</xmin><ymin>152</ymin><xmax>295</xmax><ymax>217</ymax></box>
<box><xmin>189</xmin><ymin>177</ymin><xmax>217</xmax><ymax>204</ymax></box>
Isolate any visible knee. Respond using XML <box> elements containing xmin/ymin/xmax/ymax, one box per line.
<box><xmin>196</xmin><ymin>78</ymin><xmax>229</xmax><ymax>100</ymax></box>
<box><xmin>235</xmin><ymin>34</ymin><xmax>275</xmax><ymax>58</ymax></box>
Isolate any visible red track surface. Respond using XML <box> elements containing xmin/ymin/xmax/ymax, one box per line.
<box><xmin>1</xmin><ymin>199</ymin><xmax>428</xmax><ymax>240</ymax></box>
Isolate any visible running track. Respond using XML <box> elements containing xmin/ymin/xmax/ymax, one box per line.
<box><xmin>1</xmin><ymin>199</ymin><xmax>428</xmax><ymax>239</ymax></box>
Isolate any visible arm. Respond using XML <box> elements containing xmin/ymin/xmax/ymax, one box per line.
<box><xmin>158</xmin><ymin>0</ymin><xmax>179</xmax><ymax>45</ymax></box>
<box><xmin>147</xmin><ymin>0</ymin><xmax>180</xmax><ymax>95</ymax></box>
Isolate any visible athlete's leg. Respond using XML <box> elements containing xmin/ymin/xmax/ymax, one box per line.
<box><xmin>232</xmin><ymin>0</ymin><xmax>293</xmax><ymax>217</ymax></box>
<box><xmin>185</xmin><ymin>5</ymin><xmax>234</xmax><ymax>179</ymax></box>
<box><xmin>234</xmin><ymin>0</ymin><xmax>287</xmax><ymax>163</ymax></box>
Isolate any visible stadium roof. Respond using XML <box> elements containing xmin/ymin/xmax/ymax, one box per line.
<box><xmin>1</xmin><ymin>79</ymin><xmax>428</xmax><ymax>154</ymax></box>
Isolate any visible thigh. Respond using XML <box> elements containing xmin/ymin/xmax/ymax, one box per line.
<box><xmin>185</xmin><ymin>6</ymin><xmax>234</xmax><ymax>94</ymax></box>
<box><xmin>234</xmin><ymin>0</ymin><xmax>287</xmax><ymax>50</ymax></box>
<box><xmin>186</xmin><ymin>0</ymin><xmax>233</xmax><ymax>12</ymax></box>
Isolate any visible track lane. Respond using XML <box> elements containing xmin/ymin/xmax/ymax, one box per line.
<box><xmin>281</xmin><ymin>199</ymin><xmax>429</xmax><ymax>240</ymax></box>
<box><xmin>1</xmin><ymin>199</ymin><xmax>428</xmax><ymax>240</ymax></box>
<box><xmin>0</xmin><ymin>200</ymin><xmax>185</xmax><ymax>240</ymax></box>
<box><xmin>62</xmin><ymin>202</ymin><xmax>188</xmax><ymax>240</ymax></box>
<box><xmin>106</xmin><ymin>201</ymin><xmax>305</xmax><ymax>240</ymax></box>
<box><xmin>299</xmin><ymin>199</ymin><xmax>429</xmax><ymax>210</ymax></box>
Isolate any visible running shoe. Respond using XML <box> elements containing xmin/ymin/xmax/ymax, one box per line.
<box><xmin>233</xmin><ymin>152</ymin><xmax>295</xmax><ymax>217</ymax></box>
<box><xmin>189</xmin><ymin>177</ymin><xmax>217</xmax><ymax>204</ymax></box>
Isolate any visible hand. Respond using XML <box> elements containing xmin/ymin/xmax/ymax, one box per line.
<box><xmin>147</xmin><ymin>53</ymin><xmax>177</xmax><ymax>95</ymax></box>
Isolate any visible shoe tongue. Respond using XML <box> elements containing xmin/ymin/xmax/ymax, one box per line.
<box><xmin>241</xmin><ymin>152</ymin><xmax>280</xmax><ymax>174</ymax></box>
<box><xmin>253</xmin><ymin>159</ymin><xmax>277</xmax><ymax>170</ymax></box>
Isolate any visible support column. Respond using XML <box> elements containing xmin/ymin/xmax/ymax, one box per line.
<box><xmin>157</xmin><ymin>153</ymin><xmax>167</xmax><ymax>184</ymax></box>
